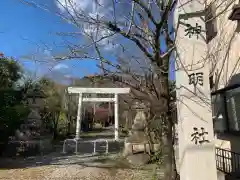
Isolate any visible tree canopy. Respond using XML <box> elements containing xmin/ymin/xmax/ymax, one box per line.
<box><xmin>0</xmin><ymin>56</ymin><xmax>30</xmax><ymax>154</ymax></box>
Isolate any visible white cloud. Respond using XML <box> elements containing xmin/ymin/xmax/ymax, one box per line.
<box><xmin>55</xmin><ymin>0</ymin><xmax>121</xmax><ymax>51</ymax></box>
<box><xmin>64</xmin><ymin>74</ymin><xmax>72</xmax><ymax>78</ymax></box>
<box><xmin>56</xmin><ymin>0</ymin><xmax>90</xmax><ymax>12</ymax></box>
<box><xmin>43</xmin><ymin>49</ymin><xmax>52</xmax><ymax>56</ymax></box>
<box><xmin>53</xmin><ymin>63</ymin><xmax>69</xmax><ymax>70</ymax></box>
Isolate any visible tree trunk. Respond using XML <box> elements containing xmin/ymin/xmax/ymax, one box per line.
<box><xmin>0</xmin><ymin>139</ymin><xmax>8</xmax><ymax>156</ymax></box>
<box><xmin>67</xmin><ymin>113</ymin><xmax>71</xmax><ymax>136</ymax></box>
<box><xmin>172</xmin><ymin>146</ymin><xmax>180</xmax><ymax>180</ymax></box>
<box><xmin>162</xmin><ymin>113</ymin><xmax>179</xmax><ymax>180</ymax></box>
<box><xmin>172</xmin><ymin>122</ymin><xmax>180</xmax><ymax>180</ymax></box>
<box><xmin>159</xmin><ymin>74</ymin><xmax>177</xmax><ymax>180</ymax></box>
<box><xmin>67</xmin><ymin>122</ymin><xmax>71</xmax><ymax>136</ymax></box>
<box><xmin>53</xmin><ymin>113</ymin><xmax>59</xmax><ymax>140</ymax></box>
<box><xmin>162</xmin><ymin>115</ymin><xmax>174</xmax><ymax>180</ymax></box>
<box><xmin>53</xmin><ymin>129</ymin><xmax>58</xmax><ymax>140</ymax></box>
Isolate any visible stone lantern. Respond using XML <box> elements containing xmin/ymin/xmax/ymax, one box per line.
<box><xmin>16</xmin><ymin>88</ymin><xmax>45</xmax><ymax>141</ymax></box>
<box><xmin>122</xmin><ymin>101</ymin><xmax>161</xmax><ymax>165</ymax></box>
<box><xmin>27</xmin><ymin>88</ymin><xmax>47</xmax><ymax>137</ymax></box>
<box><xmin>8</xmin><ymin>88</ymin><xmax>53</xmax><ymax>156</ymax></box>
<box><xmin>27</xmin><ymin>88</ymin><xmax>45</xmax><ymax>108</ymax></box>
<box><xmin>123</xmin><ymin>102</ymin><xmax>151</xmax><ymax>166</ymax></box>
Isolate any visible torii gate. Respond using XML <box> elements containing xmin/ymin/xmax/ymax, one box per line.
<box><xmin>68</xmin><ymin>87</ymin><xmax>131</xmax><ymax>141</ymax></box>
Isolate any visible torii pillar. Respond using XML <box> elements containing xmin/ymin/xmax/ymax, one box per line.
<box><xmin>174</xmin><ymin>1</ymin><xmax>217</xmax><ymax>180</ymax></box>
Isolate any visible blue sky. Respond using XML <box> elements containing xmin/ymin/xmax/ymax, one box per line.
<box><xmin>0</xmin><ymin>0</ymin><xmax>175</xmax><ymax>81</ymax></box>
<box><xmin>0</xmin><ymin>0</ymin><xmax>99</xmax><ymax>80</ymax></box>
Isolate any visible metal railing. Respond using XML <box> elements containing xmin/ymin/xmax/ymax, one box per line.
<box><xmin>216</xmin><ymin>147</ymin><xmax>240</xmax><ymax>176</ymax></box>
<box><xmin>63</xmin><ymin>138</ymin><xmax>109</xmax><ymax>154</ymax></box>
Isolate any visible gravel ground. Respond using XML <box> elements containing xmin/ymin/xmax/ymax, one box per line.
<box><xmin>0</xmin><ymin>164</ymin><xmax>156</xmax><ymax>180</ymax></box>
<box><xmin>0</xmin><ymin>153</ymin><xmax>163</xmax><ymax>180</ymax></box>
<box><xmin>0</xmin><ymin>127</ymin><xmax>164</xmax><ymax>180</ymax></box>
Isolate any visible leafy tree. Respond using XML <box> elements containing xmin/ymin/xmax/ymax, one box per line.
<box><xmin>38</xmin><ymin>78</ymin><xmax>66</xmax><ymax>139</ymax></box>
<box><xmin>0</xmin><ymin>57</ymin><xmax>22</xmax><ymax>87</ymax></box>
<box><xmin>0</xmin><ymin>56</ymin><xmax>30</xmax><ymax>155</ymax></box>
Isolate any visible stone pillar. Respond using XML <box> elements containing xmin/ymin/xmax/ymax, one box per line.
<box><xmin>174</xmin><ymin>1</ymin><xmax>217</xmax><ymax>180</ymax></box>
